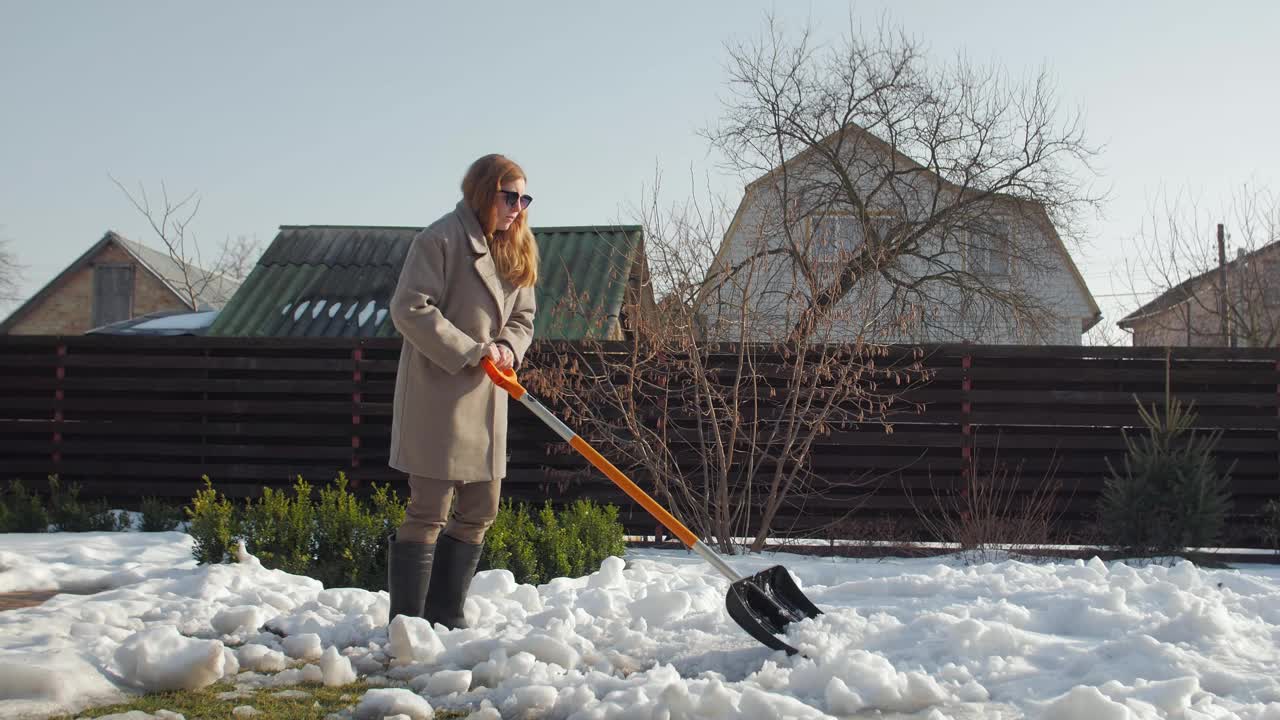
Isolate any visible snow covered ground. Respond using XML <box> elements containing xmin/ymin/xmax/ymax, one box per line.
<box><xmin>2</xmin><ymin>531</ymin><xmax>1280</xmax><ymax>720</ymax></box>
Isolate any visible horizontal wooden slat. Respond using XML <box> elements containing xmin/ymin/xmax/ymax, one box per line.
<box><xmin>963</xmin><ymin>366</ymin><xmax>1279</xmax><ymax>384</ymax></box>
<box><xmin>968</xmin><ymin>389</ymin><xmax>1279</xmax><ymax>408</ymax></box>
<box><xmin>0</xmin><ymin>376</ymin><xmax>364</xmax><ymax>394</ymax></box>
<box><xmin>0</xmin><ymin>419</ymin><xmax>363</xmax><ymax>438</ymax></box>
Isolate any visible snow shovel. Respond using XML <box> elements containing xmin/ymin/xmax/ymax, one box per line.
<box><xmin>482</xmin><ymin>357</ymin><xmax>822</xmax><ymax>655</ymax></box>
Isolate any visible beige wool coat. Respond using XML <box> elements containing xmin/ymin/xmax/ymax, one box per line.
<box><xmin>388</xmin><ymin>201</ymin><xmax>537</xmax><ymax>483</ymax></box>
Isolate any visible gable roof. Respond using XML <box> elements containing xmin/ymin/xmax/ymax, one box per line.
<box><xmin>114</xmin><ymin>235</ymin><xmax>240</xmax><ymax>310</ymax></box>
<box><xmin>0</xmin><ymin>231</ymin><xmax>239</xmax><ymax>334</ymax></box>
<box><xmin>707</xmin><ymin>122</ymin><xmax>1101</xmax><ymax>333</ymax></box>
<box><xmin>1117</xmin><ymin>239</ymin><xmax>1280</xmax><ymax>328</ymax></box>
<box><xmin>206</xmin><ymin>224</ymin><xmax>649</xmax><ymax>340</ymax></box>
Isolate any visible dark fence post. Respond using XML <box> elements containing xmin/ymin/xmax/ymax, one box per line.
<box><xmin>351</xmin><ymin>342</ymin><xmax>363</xmax><ymax>489</ymax></box>
<box><xmin>201</xmin><ymin>345</ymin><xmax>209</xmax><ymax>469</ymax></box>
<box><xmin>52</xmin><ymin>341</ymin><xmax>66</xmax><ymax>472</ymax></box>
<box><xmin>960</xmin><ymin>351</ymin><xmax>972</xmax><ymax>499</ymax></box>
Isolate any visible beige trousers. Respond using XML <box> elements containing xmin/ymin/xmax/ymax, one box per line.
<box><xmin>396</xmin><ymin>475</ymin><xmax>502</xmax><ymax>545</ymax></box>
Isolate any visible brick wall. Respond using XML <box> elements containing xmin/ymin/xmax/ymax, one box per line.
<box><xmin>6</xmin><ymin>242</ymin><xmax>189</xmax><ymax>334</ymax></box>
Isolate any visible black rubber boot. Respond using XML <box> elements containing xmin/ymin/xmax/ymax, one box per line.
<box><xmin>386</xmin><ymin>535</ymin><xmax>434</xmax><ymax>623</ymax></box>
<box><xmin>423</xmin><ymin>534</ymin><xmax>484</xmax><ymax>630</ymax></box>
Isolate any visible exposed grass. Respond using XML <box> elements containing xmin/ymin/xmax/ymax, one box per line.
<box><xmin>52</xmin><ymin>680</ymin><xmax>470</xmax><ymax>719</ymax></box>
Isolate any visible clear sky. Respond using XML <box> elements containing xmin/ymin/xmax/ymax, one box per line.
<box><xmin>2</xmin><ymin>1</ymin><xmax>1277</xmax><ymax>334</ymax></box>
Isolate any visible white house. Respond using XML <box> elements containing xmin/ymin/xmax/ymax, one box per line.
<box><xmin>698</xmin><ymin>124</ymin><xmax>1100</xmax><ymax>345</ymax></box>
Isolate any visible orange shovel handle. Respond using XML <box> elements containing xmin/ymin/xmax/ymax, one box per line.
<box><xmin>481</xmin><ymin>355</ymin><xmax>526</xmax><ymax>399</ymax></box>
<box><xmin>566</xmin><ymin>435</ymin><xmax>699</xmax><ymax>548</ymax></box>
<box><xmin>481</xmin><ymin>357</ymin><xmax>699</xmax><ymax>548</ymax></box>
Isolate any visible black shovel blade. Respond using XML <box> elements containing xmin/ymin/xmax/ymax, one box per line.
<box><xmin>725</xmin><ymin>565</ymin><xmax>822</xmax><ymax>656</ymax></box>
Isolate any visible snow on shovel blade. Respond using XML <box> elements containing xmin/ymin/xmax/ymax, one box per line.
<box><xmin>724</xmin><ymin>565</ymin><xmax>822</xmax><ymax>655</ymax></box>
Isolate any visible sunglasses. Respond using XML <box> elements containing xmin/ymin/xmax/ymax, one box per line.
<box><xmin>499</xmin><ymin>190</ymin><xmax>533</xmax><ymax>210</ymax></box>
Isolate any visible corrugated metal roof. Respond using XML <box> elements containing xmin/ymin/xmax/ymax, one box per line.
<box><xmin>207</xmin><ymin>224</ymin><xmax>645</xmax><ymax>340</ymax></box>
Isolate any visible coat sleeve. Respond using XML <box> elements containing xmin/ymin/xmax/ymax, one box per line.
<box><xmin>390</xmin><ymin>232</ymin><xmax>487</xmax><ymax>374</ymax></box>
<box><xmin>496</xmin><ymin>285</ymin><xmax>536</xmax><ymax>368</ymax></box>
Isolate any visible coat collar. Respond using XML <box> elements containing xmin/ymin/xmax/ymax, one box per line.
<box><xmin>454</xmin><ymin>201</ymin><xmax>489</xmax><ymax>255</ymax></box>
<box><xmin>454</xmin><ymin>201</ymin><xmax>506</xmax><ymax>315</ymax></box>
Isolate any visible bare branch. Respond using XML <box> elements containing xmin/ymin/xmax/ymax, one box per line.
<box><xmin>110</xmin><ymin>177</ymin><xmax>256</xmax><ymax>309</ymax></box>
<box><xmin>0</xmin><ymin>228</ymin><xmax>23</xmax><ymax>308</ymax></box>
<box><xmin>1118</xmin><ymin>184</ymin><xmax>1280</xmax><ymax>347</ymax></box>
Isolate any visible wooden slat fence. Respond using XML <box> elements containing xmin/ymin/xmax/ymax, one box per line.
<box><xmin>0</xmin><ymin>336</ymin><xmax>1276</xmax><ymax>545</ymax></box>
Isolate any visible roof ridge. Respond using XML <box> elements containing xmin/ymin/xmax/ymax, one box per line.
<box><xmin>1118</xmin><ymin>238</ymin><xmax>1280</xmax><ymax>324</ymax></box>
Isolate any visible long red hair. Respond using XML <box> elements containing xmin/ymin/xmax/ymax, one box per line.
<box><xmin>461</xmin><ymin>154</ymin><xmax>539</xmax><ymax>288</ymax></box>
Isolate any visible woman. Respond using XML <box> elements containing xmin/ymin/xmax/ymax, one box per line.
<box><xmin>386</xmin><ymin>153</ymin><xmax>537</xmax><ymax>629</ymax></box>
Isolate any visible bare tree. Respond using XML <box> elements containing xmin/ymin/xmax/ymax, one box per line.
<box><xmin>111</xmin><ymin>178</ymin><xmax>260</xmax><ymax>308</ymax></box>
<box><xmin>0</xmin><ymin>229</ymin><xmax>21</xmax><ymax>309</ymax></box>
<box><xmin>527</xmin><ymin>171</ymin><xmax>932</xmax><ymax>554</ymax></box>
<box><xmin>1119</xmin><ymin>185</ymin><xmax>1280</xmax><ymax>347</ymax></box>
<box><xmin>701</xmin><ymin>14</ymin><xmax>1103</xmax><ymax>345</ymax></box>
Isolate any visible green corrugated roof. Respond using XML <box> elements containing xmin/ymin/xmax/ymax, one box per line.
<box><xmin>207</xmin><ymin>224</ymin><xmax>646</xmax><ymax>340</ymax></box>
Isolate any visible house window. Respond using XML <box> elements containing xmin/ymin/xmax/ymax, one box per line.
<box><xmin>808</xmin><ymin>214</ymin><xmax>861</xmax><ymax>264</ymax></box>
<box><xmin>1262</xmin><ymin>259</ymin><xmax>1280</xmax><ymax>308</ymax></box>
<box><xmin>806</xmin><ymin>212</ymin><xmax>895</xmax><ymax>272</ymax></box>
<box><xmin>92</xmin><ymin>264</ymin><xmax>135</xmax><ymax>327</ymax></box>
<box><xmin>968</xmin><ymin>220</ymin><xmax>1011</xmax><ymax>277</ymax></box>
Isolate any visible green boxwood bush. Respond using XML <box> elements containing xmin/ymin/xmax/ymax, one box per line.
<box><xmin>139</xmin><ymin>496</ymin><xmax>184</xmax><ymax>532</ymax></box>
<box><xmin>1</xmin><ymin>479</ymin><xmax>50</xmax><ymax>533</ymax></box>
<box><xmin>480</xmin><ymin>499</ymin><xmax>627</xmax><ymax>585</ymax></box>
<box><xmin>47</xmin><ymin>474</ymin><xmax>129</xmax><ymax>532</ymax></box>
<box><xmin>312</xmin><ymin>473</ymin><xmax>404</xmax><ymax>591</ymax></box>
<box><xmin>240</xmin><ymin>477</ymin><xmax>315</xmax><ymax>575</ymax></box>
<box><xmin>186</xmin><ymin>476</ymin><xmax>240</xmax><ymax>564</ymax></box>
<box><xmin>482</xmin><ymin>500</ymin><xmax>542</xmax><ymax>583</ymax></box>
<box><xmin>185</xmin><ymin>473</ymin><xmax>407</xmax><ymax>591</ymax></box>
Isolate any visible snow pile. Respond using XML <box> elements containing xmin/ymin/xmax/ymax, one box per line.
<box><xmin>1</xmin><ymin>531</ymin><xmax>1280</xmax><ymax>719</ymax></box>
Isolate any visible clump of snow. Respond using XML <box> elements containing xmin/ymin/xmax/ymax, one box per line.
<box><xmin>1041</xmin><ymin>685</ymin><xmax>1133</xmax><ymax>720</ymax></box>
<box><xmin>282</xmin><ymin>632</ymin><xmax>323</xmax><ymax>661</ymax></box>
<box><xmin>503</xmin><ymin>684</ymin><xmax>557</xmax><ymax>716</ymax></box>
<box><xmin>419</xmin><ymin>668</ymin><xmax>472</xmax><ymax>696</ymax></box>
<box><xmin>211</xmin><ymin>606</ymin><xmax>266</xmax><ymax>636</ymax></box>
<box><xmin>320</xmin><ymin>646</ymin><xmax>358</xmax><ymax>686</ymax></box>
<box><xmin>464</xmin><ymin>702</ymin><xmax>501</xmax><ymax>719</ymax></box>
<box><xmin>388</xmin><ymin>615</ymin><xmax>446</xmax><ymax>664</ymax></box>
<box><xmin>354</xmin><ymin>687</ymin><xmax>433</xmax><ymax>720</ymax></box>
<box><xmin>236</xmin><ymin>644</ymin><xmax>288</xmax><ymax>673</ymax></box>
<box><xmin>112</xmin><ymin>626</ymin><xmax>225</xmax><ymax>691</ymax></box>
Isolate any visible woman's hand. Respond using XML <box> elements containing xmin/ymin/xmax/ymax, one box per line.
<box><xmin>486</xmin><ymin>342</ymin><xmax>515</xmax><ymax>371</ymax></box>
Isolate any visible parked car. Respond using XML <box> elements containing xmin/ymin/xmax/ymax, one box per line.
<box><xmin>86</xmin><ymin>309</ymin><xmax>220</xmax><ymax>336</ymax></box>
